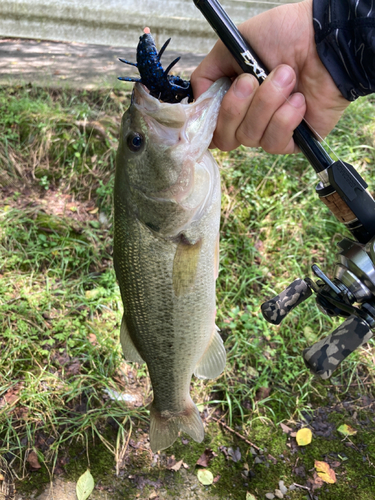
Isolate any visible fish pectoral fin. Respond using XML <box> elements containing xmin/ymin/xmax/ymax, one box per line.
<box><xmin>173</xmin><ymin>238</ymin><xmax>202</xmax><ymax>297</ymax></box>
<box><xmin>120</xmin><ymin>316</ymin><xmax>145</xmax><ymax>364</ymax></box>
<box><xmin>149</xmin><ymin>398</ymin><xmax>204</xmax><ymax>452</ymax></box>
<box><xmin>194</xmin><ymin>326</ymin><xmax>226</xmax><ymax>380</ymax></box>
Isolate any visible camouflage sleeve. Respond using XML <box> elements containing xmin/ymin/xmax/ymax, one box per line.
<box><xmin>313</xmin><ymin>0</ymin><xmax>375</xmax><ymax>100</ymax></box>
<box><xmin>261</xmin><ymin>279</ymin><xmax>312</xmax><ymax>325</ymax></box>
<box><xmin>303</xmin><ymin>315</ymin><xmax>373</xmax><ymax>379</ymax></box>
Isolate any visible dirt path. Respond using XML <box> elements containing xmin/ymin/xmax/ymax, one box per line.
<box><xmin>0</xmin><ymin>37</ymin><xmax>204</xmax><ymax>89</ymax></box>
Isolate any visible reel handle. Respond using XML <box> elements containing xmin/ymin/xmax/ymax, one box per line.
<box><xmin>303</xmin><ymin>315</ymin><xmax>373</xmax><ymax>379</ymax></box>
<box><xmin>261</xmin><ymin>279</ymin><xmax>312</xmax><ymax>325</ymax></box>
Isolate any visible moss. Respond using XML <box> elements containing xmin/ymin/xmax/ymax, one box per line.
<box><xmin>15</xmin><ymin>464</ymin><xmax>50</xmax><ymax>496</ymax></box>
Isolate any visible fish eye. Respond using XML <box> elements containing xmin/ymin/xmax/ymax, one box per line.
<box><xmin>127</xmin><ymin>133</ymin><xmax>144</xmax><ymax>152</ymax></box>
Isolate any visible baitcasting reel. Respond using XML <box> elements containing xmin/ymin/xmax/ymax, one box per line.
<box><xmin>261</xmin><ymin>236</ymin><xmax>375</xmax><ymax>379</ymax></box>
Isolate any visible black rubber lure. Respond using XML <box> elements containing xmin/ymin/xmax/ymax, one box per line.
<box><xmin>118</xmin><ymin>27</ymin><xmax>193</xmax><ymax>103</ymax></box>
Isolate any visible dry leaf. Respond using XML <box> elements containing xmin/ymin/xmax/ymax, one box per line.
<box><xmin>337</xmin><ymin>424</ymin><xmax>357</xmax><ymax>436</ymax></box>
<box><xmin>149</xmin><ymin>493</ymin><xmax>159</xmax><ymax>499</ymax></box>
<box><xmin>169</xmin><ymin>459</ymin><xmax>183</xmax><ymax>472</ymax></box>
<box><xmin>228</xmin><ymin>447</ymin><xmax>241</xmax><ymax>463</ymax></box>
<box><xmin>0</xmin><ymin>473</ymin><xmax>4</xmax><ymax>481</ymax></box>
<box><xmin>296</xmin><ymin>428</ymin><xmax>312</xmax><ymax>446</ymax></box>
<box><xmin>88</xmin><ymin>334</ymin><xmax>97</xmax><ymax>345</ymax></box>
<box><xmin>196</xmin><ymin>449</ymin><xmax>216</xmax><ymax>467</ymax></box>
<box><xmin>314</xmin><ymin>460</ymin><xmax>337</xmax><ymax>484</ymax></box>
<box><xmin>280</xmin><ymin>423</ymin><xmax>293</xmax><ymax>434</ymax></box>
<box><xmin>27</xmin><ymin>451</ymin><xmax>41</xmax><ymax>469</ymax></box>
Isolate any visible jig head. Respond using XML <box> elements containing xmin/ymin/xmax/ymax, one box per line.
<box><xmin>118</xmin><ymin>27</ymin><xmax>193</xmax><ymax>103</ymax></box>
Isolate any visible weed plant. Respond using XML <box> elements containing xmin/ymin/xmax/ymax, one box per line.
<box><xmin>0</xmin><ymin>84</ymin><xmax>374</xmax><ymax>483</ymax></box>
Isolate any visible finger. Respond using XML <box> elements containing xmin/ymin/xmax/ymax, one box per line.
<box><xmin>211</xmin><ymin>73</ymin><xmax>258</xmax><ymax>151</ymax></box>
<box><xmin>191</xmin><ymin>40</ymin><xmax>243</xmax><ymax>99</ymax></box>
<box><xmin>260</xmin><ymin>92</ymin><xmax>306</xmax><ymax>154</ymax></box>
<box><xmin>235</xmin><ymin>65</ymin><xmax>297</xmax><ymax>148</ymax></box>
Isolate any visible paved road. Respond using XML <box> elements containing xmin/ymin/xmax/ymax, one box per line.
<box><xmin>0</xmin><ymin>37</ymin><xmax>205</xmax><ymax>89</ymax></box>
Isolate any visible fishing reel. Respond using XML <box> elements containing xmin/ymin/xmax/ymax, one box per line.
<box><xmin>261</xmin><ymin>236</ymin><xmax>375</xmax><ymax>379</ymax></box>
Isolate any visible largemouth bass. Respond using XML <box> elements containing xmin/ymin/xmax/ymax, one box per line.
<box><xmin>114</xmin><ymin>77</ymin><xmax>229</xmax><ymax>452</ymax></box>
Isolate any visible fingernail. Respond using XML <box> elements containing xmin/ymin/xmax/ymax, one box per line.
<box><xmin>272</xmin><ymin>65</ymin><xmax>294</xmax><ymax>88</ymax></box>
<box><xmin>289</xmin><ymin>92</ymin><xmax>305</xmax><ymax>108</ymax></box>
<box><xmin>233</xmin><ymin>74</ymin><xmax>255</xmax><ymax>99</ymax></box>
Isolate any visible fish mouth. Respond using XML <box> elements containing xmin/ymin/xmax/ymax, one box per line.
<box><xmin>132</xmin><ymin>77</ymin><xmax>230</xmax><ymax>154</ymax></box>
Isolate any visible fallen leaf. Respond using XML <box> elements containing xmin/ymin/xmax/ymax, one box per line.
<box><xmin>314</xmin><ymin>460</ymin><xmax>336</xmax><ymax>484</ymax></box>
<box><xmin>330</xmin><ymin>461</ymin><xmax>341</xmax><ymax>468</ymax></box>
<box><xmin>196</xmin><ymin>449</ymin><xmax>216</xmax><ymax>467</ymax></box>
<box><xmin>0</xmin><ymin>473</ymin><xmax>5</xmax><ymax>480</ymax></box>
<box><xmin>296</xmin><ymin>428</ymin><xmax>312</xmax><ymax>446</ymax></box>
<box><xmin>228</xmin><ymin>447</ymin><xmax>241</xmax><ymax>463</ymax></box>
<box><xmin>27</xmin><ymin>451</ymin><xmax>41</xmax><ymax>469</ymax></box>
<box><xmin>280</xmin><ymin>423</ymin><xmax>293</xmax><ymax>434</ymax></box>
<box><xmin>88</xmin><ymin>207</ymin><xmax>99</xmax><ymax>214</ymax></box>
<box><xmin>307</xmin><ymin>472</ymin><xmax>324</xmax><ymax>491</ymax></box>
<box><xmin>88</xmin><ymin>334</ymin><xmax>97</xmax><ymax>345</ymax></box>
<box><xmin>246</xmin><ymin>493</ymin><xmax>257</xmax><ymax>500</ymax></box>
<box><xmin>76</xmin><ymin>469</ymin><xmax>95</xmax><ymax>500</ymax></box>
<box><xmin>197</xmin><ymin>469</ymin><xmax>214</xmax><ymax>486</ymax></box>
<box><xmin>337</xmin><ymin>424</ymin><xmax>357</xmax><ymax>436</ymax></box>
<box><xmin>149</xmin><ymin>493</ymin><xmax>159</xmax><ymax>500</ymax></box>
<box><xmin>213</xmin><ymin>474</ymin><xmax>220</xmax><ymax>483</ymax></box>
<box><xmin>169</xmin><ymin>459</ymin><xmax>183</xmax><ymax>472</ymax></box>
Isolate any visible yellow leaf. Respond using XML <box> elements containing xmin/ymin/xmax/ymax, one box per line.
<box><xmin>315</xmin><ymin>460</ymin><xmax>336</xmax><ymax>484</ymax></box>
<box><xmin>337</xmin><ymin>424</ymin><xmax>357</xmax><ymax>436</ymax></box>
<box><xmin>296</xmin><ymin>428</ymin><xmax>312</xmax><ymax>446</ymax></box>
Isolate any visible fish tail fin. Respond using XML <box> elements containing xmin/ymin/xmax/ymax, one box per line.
<box><xmin>149</xmin><ymin>398</ymin><xmax>204</xmax><ymax>452</ymax></box>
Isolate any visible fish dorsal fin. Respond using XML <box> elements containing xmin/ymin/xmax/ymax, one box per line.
<box><xmin>120</xmin><ymin>317</ymin><xmax>145</xmax><ymax>364</ymax></box>
<box><xmin>194</xmin><ymin>327</ymin><xmax>226</xmax><ymax>380</ymax></box>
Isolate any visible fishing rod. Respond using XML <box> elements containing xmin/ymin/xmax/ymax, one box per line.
<box><xmin>193</xmin><ymin>0</ymin><xmax>375</xmax><ymax>379</ymax></box>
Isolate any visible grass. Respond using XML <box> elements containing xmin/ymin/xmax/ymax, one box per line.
<box><xmin>0</xmin><ymin>83</ymin><xmax>374</xmax><ymax>498</ymax></box>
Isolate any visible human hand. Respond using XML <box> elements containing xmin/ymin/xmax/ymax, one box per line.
<box><xmin>191</xmin><ymin>0</ymin><xmax>350</xmax><ymax>154</ymax></box>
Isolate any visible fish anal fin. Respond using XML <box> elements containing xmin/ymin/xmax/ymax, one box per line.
<box><xmin>149</xmin><ymin>398</ymin><xmax>204</xmax><ymax>452</ymax></box>
<box><xmin>172</xmin><ymin>238</ymin><xmax>202</xmax><ymax>297</ymax></box>
<box><xmin>194</xmin><ymin>326</ymin><xmax>226</xmax><ymax>380</ymax></box>
<box><xmin>120</xmin><ymin>316</ymin><xmax>145</xmax><ymax>364</ymax></box>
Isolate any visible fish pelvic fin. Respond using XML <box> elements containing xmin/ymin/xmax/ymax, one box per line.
<box><xmin>149</xmin><ymin>398</ymin><xmax>204</xmax><ymax>452</ymax></box>
<box><xmin>194</xmin><ymin>326</ymin><xmax>226</xmax><ymax>380</ymax></box>
<box><xmin>120</xmin><ymin>316</ymin><xmax>145</xmax><ymax>364</ymax></box>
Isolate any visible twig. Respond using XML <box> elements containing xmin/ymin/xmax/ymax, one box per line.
<box><xmin>210</xmin><ymin>416</ymin><xmax>262</xmax><ymax>452</ymax></box>
<box><xmin>293</xmin><ymin>482</ymin><xmax>311</xmax><ymax>491</ymax></box>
